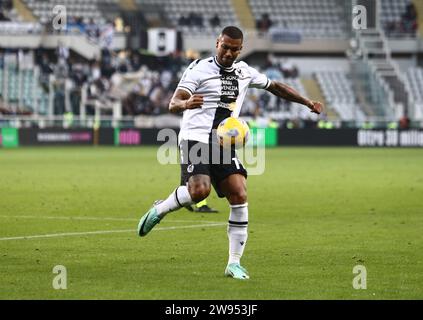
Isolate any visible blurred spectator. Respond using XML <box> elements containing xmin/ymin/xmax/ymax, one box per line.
<box><xmin>67</xmin><ymin>16</ymin><xmax>85</xmax><ymax>34</ymax></box>
<box><xmin>129</xmin><ymin>52</ymin><xmax>142</xmax><ymax>71</ymax></box>
<box><xmin>402</xmin><ymin>2</ymin><xmax>418</xmax><ymax>34</ymax></box>
<box><xmin>188</xmin><ymin>12</ymin><xmax>203</xmax><ymax>27</ymax></box>
<box><xmin>0</xmin><ymin>0</ymin><xmax>12</xmax><ymax>21</ymax></box>
<box><xmin>256</xmin><ymin>13</ymin><xmax>272</xmax><ymax>33</ymax></box>
<box><xmin>53</xmin><ymin>58</ymin><xmax>69</xmax><ymax>114</ymax></box>
<box><xmin>0</xmin><ymin>49</ymin><xmax>4</xmax><ymax>68</ymax></box>
<box><xmin>160</xmin><ymin>69</ymin><xmax>173</xmax><ymax>90</ymax></box>
<box><xmin>399</xmin><ymin>115</ymin><xmax>410</xmax><ymax>129</ymax></box>
<box><xmin>149</xmin><ymin>82</ymin><xmax>167</xmax><ymax>114</ymax></box>
<box><xmin>280</xmin><ymin>60</ymin><xmax>299</xmax><ymax>78</ymax></box>
<box><xmin>114</xmin><ymin>17</ymin><xmax>124</xmax><ymax>32</ymax></box>
<box><xmin>85</xmin><ymin>18</ymin><xmax>99</xmax><ymax>42</ymax></box>
<box><xmin>100</xmin><ymin>49</ymin><xmax>115</xmax><ymax>78</ymax></box>
<box><xmin>69</xmin><ymin>61</ymin><xmax>89</xmax><ymax>115</ymax></box>
<box><xmin>0</xmin><ymin>0</ymin><xmax>12</xmax><ymax>11</ymax></box>
<box><xmin>264</xmin><ymin>59</ymin><xmax>283</xmax><ymax>80</ymax></box>
<box><xmin>88</xmin><ymin>76</ymin><xmax>110</xmax><ymax>100</ymax></box>
<box><xmin>210</xmin><ymin>14</ymin><xmax>221</xmax><ymax>28</ymax></box>
<box><xmin>38</xmin><ymin>51</ymin><xmax>54</xmax><ymax>91</ymax></box>
<box><xmin>100</xmin><ymin>20</ymin><xmax>115</xmax><ymax>50</ymax></box>
<box><xmin>178</xmin><ymin>15</ymin><xmax>189</xmax><ymax>26</ymax></box>
<box><xmin>91</xmin><ymin>60</ymin><xmax>101</xmax><ymax>81</ymax></box>
<box><xmin>57</xmin><ymin>42</ymin><xmax>69</xmax><ymax>62</ymax></box>
<box><xmin>0</xmin><ymin>11</ymin><xmax>9</xmax><ymax>21</ymax></box>
<box><xmin>385</xmin><ymin>2</ymin><xmax>418</xmax><ymax>37</ymax></box>
<box><xmin>54</xmin><ymin>58</ymin><xmax>69</xmax><ymax>79</ymax></box>
<box><xmin>69</xmin><ymin>60</ymin><xmax>89</xmax><ymax>87</ymax></box>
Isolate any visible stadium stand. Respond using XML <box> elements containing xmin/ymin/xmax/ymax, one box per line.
<box><xmin>0</xmin><ymin>52</ymin><xmax>49</xmax><ymax>115</ymax></box>
<box><xmin>0</xmin><ymin>0</ymin><xmax>19</xmax><ymax>21</ymax></box>
<box><xmin>0</xmin><ymin>0</ymin><xmax>42</xmax><ymax>34</ymax></box>
<box><xmin>134</xmin><ymin>0</ymin><xmax>240</xmax><ymax>35</ymax></box>
<box><xmin>0</xmin><ymin>21</ymin><xmax>42</xmax><ymax>34</ymax></box>
<box><xmin>281</xmin><ymin>77</ymin><xmax>318</xmax><ymax>121</ymax></box>
<box><xmin>381</xmin><ymin>0</ymin><xmax>418</xmax><ymax>37</ymax></box>
<box><xmin>315</xmin><ymin>71</ymin><xmax>366</xmax><ymax>121</ymax></box>
<box><xmin>244</xmin><ymin>71</ymin><xmax>318</xmax><ymax>122</ymax></box>
<box><xmin>21</xmin><ymin>0</ymin><xmax>119</xmax><ymax>26</ymax></box>
<box><xmin>248</xmin><ymin>0</ymin><xmax>349</xmax><ymax>39</ymax></box>
<box><xmin>352</xmin><ymin>24</ymin><xmax>411</xmax><ymax>120</ymax></box>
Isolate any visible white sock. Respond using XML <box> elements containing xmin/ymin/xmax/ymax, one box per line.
<box><xmin>227</xmin><ymin>203</ymin><xmax>248</xmax><ymax>265</ymax></box>
<box><xmin>155</xmin><ymin>186</ymin><xmax>193</xmax><ymax>218</ymax></box>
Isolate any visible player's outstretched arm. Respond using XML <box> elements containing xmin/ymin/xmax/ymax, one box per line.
<box><xmin>169</xmin><ymin>89</ymin><xmax>204</xmax><ymax>113</ymax></box>
<box><xmin>266</xmin><ymin>81</ymin><xmax>323</xmax><ymax>114</ymax></box>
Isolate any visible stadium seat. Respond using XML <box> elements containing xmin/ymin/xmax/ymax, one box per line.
<box><xmin>134</xmin><ymin>0</ymin><xmax>240</xmax><ymax>36</ymax></box>
<box><xmin>315</xmin><ymin>70</ymin><xmax>366</xmax><ymax>121</ymax></box>
<box><xmin>404</xmin><ymin>67</ymin><xmax>423</xmax><ymax>119</ymax></box>
<box><xmin>0</xmin><ymin>63</ymin><xmax>49</xmax><ymax>114</ymax></box>
<box><xmin>248</xmin><ymin>0</ymin><xmax>348</xmax><ymax>39</ymax></box>
<box><xmin>21</xmin><ymin>0</ymin><xmax>121</xmax><ymax>27</ymax></box>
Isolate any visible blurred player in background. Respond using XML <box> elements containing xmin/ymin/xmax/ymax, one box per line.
<box><xmin>186</xmin><ymin>199</ymin><xmax>219</xmax><ymax>213</ymax></box>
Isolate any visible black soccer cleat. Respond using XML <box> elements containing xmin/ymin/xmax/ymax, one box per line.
<box><xmin>195</xmin><ymin>204</ymin><xmax>219</xmax><ymax>213</ymax></box>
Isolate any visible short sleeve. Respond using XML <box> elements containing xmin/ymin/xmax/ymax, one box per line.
<box><xmin>248</xmin><ymin>66</ymin><xmax>271</xmax><ymax>89</ymax></box>
<box><xmin>177</xmin><ymin>60</ymin><xmax>201</xmax><ymax>95</ymax></box>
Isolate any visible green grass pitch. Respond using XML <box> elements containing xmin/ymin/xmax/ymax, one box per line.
<box><xmin>0</xmin><ymin>146</ymin><xmax>422</xmax><ymax>299</ymax></box>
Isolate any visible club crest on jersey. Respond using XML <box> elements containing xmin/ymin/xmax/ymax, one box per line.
<box><xmin>187</xmin><ymin>164</ymin><xmax>194</xmax><ymax>173</ymax></box>
<box><xmin>236</xmin><ymin>68</ymin><xmax>244</xmax><ymax>77</ymax></box>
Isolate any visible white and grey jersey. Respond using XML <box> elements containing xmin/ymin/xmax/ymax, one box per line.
<box><xmin>177</xmin><ymin>56</ymin><xmax>271</xmax><ymax>144</ymax></box>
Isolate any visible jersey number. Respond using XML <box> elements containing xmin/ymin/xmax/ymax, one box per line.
<box><xmin>232</xmin><ymin>157</ymin><xmax>241</xmax><ymax>170</ymax></box>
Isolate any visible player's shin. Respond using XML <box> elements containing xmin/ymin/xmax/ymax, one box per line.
<box><xmin>227</xmin><ymin>203</ymin><xmax>248</xmax><ymax>265</ymax></box>
<box><xmin>155</xmin><ymin>186</ymin><xmax>193</xmax><ymax>218</ymax></box>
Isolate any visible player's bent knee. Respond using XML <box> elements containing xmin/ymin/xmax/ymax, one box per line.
<box><xmin>228</xmin><ymin>191</ymin><xmax>247</xmax><ymax>205</ymax></box>
<box><xmin>190</xmin><ymin>185</ymin><xmax>211</xmax><ymax>203</ymax></box>
<box><xmin>188</xmin><ymin>175</ymin><xmax>211</xmax><ymax>202</ymax></box>
<box><xmin>188</xmin><ymin>181</ymin><xmax>211</xmax><ymax>203</ymax></box>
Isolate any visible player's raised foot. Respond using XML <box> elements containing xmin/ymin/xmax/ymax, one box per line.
<box><xmin>224</xmin><ymin>263</ymin><xmax>250</xmax><ymax>280</ymax></box>
<box><xmin>137</xmin><ymin>204</ymin><xmax>162</xmax><ymax>237</ymax></box>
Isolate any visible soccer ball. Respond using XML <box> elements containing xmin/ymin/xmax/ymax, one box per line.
<box><xmin>216</xmin><ymin>117</ymin><xmax>250</xmax><ymax>148</ymax></box>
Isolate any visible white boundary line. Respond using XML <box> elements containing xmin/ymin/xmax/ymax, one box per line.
<box><xmin>0</xmin><ymin>215</ymin><xmax>222</xmax><ymax>224</ymax></box>
<box><xmin>0</xmin><ymin>223</ymin><xmax>226</xmax><ymax>241</ymax></box>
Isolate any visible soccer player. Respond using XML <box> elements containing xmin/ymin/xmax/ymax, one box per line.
<box><xmin>137</xmin><ymin>26</ymin><xmax>323</xmax><ymax>280</ymax></box>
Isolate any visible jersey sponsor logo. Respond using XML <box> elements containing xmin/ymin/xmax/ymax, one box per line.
<box><xmin>220</xmin><ymin>69</ymin><xmax>239</xmax><ymax>104</ymax></box>
<box><xmin>187</xmin><ymin>164</ymin><xmax>194</xmax><ymax>173</ymax></box>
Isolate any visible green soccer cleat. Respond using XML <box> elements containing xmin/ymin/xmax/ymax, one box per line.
<box><xmin>224</xmin><ymin>263</ymin><xmax>250</xmax><ymax>280</ymax></box>
<box><xmin>137</xmin><ymin>206</ymin><xmax>161</xmax><ymax>237</ymax></box>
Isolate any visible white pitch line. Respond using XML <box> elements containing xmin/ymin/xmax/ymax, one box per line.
<box><xmin>0</xmin><ymin>223</ymin><xmax>226</xmax><ymax>241</ymax></box>
<box><xmin>0</xmin><ymin>215</ymin><xmax>222</xmax><ymax>224</ymax></box>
